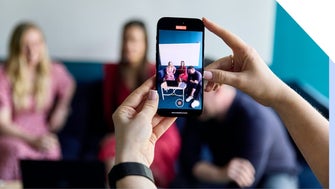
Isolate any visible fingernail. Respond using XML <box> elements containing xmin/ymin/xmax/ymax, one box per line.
<box><xmin>148</xmin><ymin>90</ymin><xmax>158</xmax><ymax>100</ymax></box>
<box><xmin>203</xmin><ymin>71</ymin><xmax>213</xmax><ymax>80</ymax></box>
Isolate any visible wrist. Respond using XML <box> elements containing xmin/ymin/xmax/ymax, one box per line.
<box><xmin>271</xmin><ymin>83</ymin><xmax>296</xmax><ymax>110</ymax></box>
<box><xmin>21</xmin><ymin>134</ymin><xmax>36</xmax><ymax>145</ymax></box>
<box><xmin>115</xmin><ymin>145</ymin><xmax>150</xmax><ymax>167</ymax></box>
<box><xmin>108</xmin><ymin>162</ymin><xmax>154</xmax><ymax>188</ymax></box>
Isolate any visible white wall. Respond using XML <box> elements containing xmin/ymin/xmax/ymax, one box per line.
<box><xmin>0</xmin><ymin>0</ymin><xmax>275</xmax><ymax>63</ymax></box>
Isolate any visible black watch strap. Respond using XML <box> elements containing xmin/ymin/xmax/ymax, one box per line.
<box><xmin>108</xmin><ymin>162</ymin><xmax>154</xmax><ymax>188</ymax></box>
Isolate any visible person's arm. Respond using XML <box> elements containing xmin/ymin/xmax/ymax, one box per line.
<box><xmin>48</xmin><ymin>82</ymin><xmax>75</xmax><ymax>132</ymax></box>
<box><xmin>272</xmin><ymin>84</ymin><xmax>328</xmax><ymax>186</ymax></box>
<box><xmin>110</xmin><ymin>76</ymin><xmax>176</xmax><ymax>189</ymax></box>
<box><xmin>202</xmin><ymin>17</ymin><xmax>329</xmax><ymax>187</ymax></box>
<box><xmin>0</xmin><ymin>108</ymin><xmax>58</xmax><ymax>152</ymax></box>
<box><xmin>193</xmin><ymin>159</ymin><xmax>255</xmax><ymax>188</ymax></box>
<box><xmin>194</xmin><ymin>71</ymin><xmax>202</xmax><ymax>84</ymax></box>
<box><xmin>0</xmin><ymin>108</ymin><xmax>35</xmax><ymax>143</ymax></box>
<box><xmin>48</xmin><ymin>63</ymin><xmax>76</xmax><ymax>132</ymax></box>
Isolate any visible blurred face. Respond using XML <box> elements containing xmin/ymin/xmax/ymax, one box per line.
<box><xmin>189</xmin><ymin>68</ymin><xmax>195</xmax><ymax>74</ymax></box>
<box><xmin>201</xmin><ymin>86</ymin><xmax>233</xmax><ymax>120</ymax></box>
<box><xmin>122</xmin><ymin>25</ymin><xmax>146</xmax><ymax>67</ymax></box>
<box><xmin>21</xmin><ymin>28</ymin><xmax>44</xmax><ymax>67</ymax></box>
<box><xmin>202</xmin><ymin>89</ymin><xmax>220</xmax><ymax>118</ymax></box>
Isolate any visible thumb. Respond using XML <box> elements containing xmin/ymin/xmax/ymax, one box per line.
<box><xmin>140</xmin><ymin>90</ymin><xmax>159</xmax><ymax>118</ymax></box>
<box><xmin>204</xmin><ymin>69</ymin><xmax>240</xmax><ymax>87</ymax></box>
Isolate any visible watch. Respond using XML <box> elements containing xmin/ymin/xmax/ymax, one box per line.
<box><xmin>108</xmin><ymin>162</ymin><xmax>154</xmax><ymax>188</ymax></box>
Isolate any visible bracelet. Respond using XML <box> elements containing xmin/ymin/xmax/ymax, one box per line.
<box><xmin>108</xmin><ymin>162</ymin><xmax>154</xmax><ymax>188</ymax></box>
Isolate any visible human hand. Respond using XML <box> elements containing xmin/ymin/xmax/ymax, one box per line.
<box><xmin>29</xmin><ymin>133</ymin><xmax>59</xmax><ymax>152</ymax></box>
<box><xmin>202</xmin><ymin>17</ymin><xmax>286</xmax><ymax>107</ymax></box>
<box><xmin>220</xmin><ymin>158</ymin><xmax>255</xmax><ymax>188</ymax></box>
<box><xmin>112</xmin><ymin>76</ymin><xmax>176</xmax><ymax>167</ymax></box>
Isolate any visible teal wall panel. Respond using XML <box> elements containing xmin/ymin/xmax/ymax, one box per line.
<box><xmin>271</xmin><ymin>3</ymin><xmax>329</xmax><ymax>98</ymax></box>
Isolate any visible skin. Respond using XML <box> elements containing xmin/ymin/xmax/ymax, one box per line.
<box><xmin>123</xmin><ymin>25</ymin><xmax>146</xmax><ymax>69</ymax></box>
<box><xmin>112</xmin><ymin>76</ymin><xmax>176</xmax><ymax>189</ymax></box>
<box><xmin>193</xmin><ymin>158</ymin><xmax>255</xmax><ymax>188</ymax></box>
<box><xmin>22</xmin><ymin>28</ymin><xmax>44</xmax><ymax>68</ymax></box>
<box><xmin>122</xmin><ymin>25</ymin><xmax>148</xmax><ymax>91</ymax></box>
<box><xmin>202</xmin><ymin>17</ymin><xmax>329</xmax><ymax>188</ymax></box>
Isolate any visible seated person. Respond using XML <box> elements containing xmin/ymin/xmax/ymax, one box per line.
<box><xmin>99</xmin><ymin>20</ymin><xmax>180</xmax><ymax>188</ymax></box>
<box><xmin>0</xmin><ymin>22</ymin><xmax>75</xmax><ymax>180</ymax></box>
<box><xmin>164</xmin><ymin>61</ymin><xmax>176</xmax><ymax>81</ymax></box>
<box><xmin>175</xmin><ymin>83</ymin><xmax>299</xmax><ymax>188</ymax></box>
<box><xmin>177</xmin><ymin>60</ymin><xmax>188</xmax><ymax>83</ymax></box>
<box><xmin>185</xmin><ymin>66</ymin><xmax>202</xmax><ymax>108</ymax></box>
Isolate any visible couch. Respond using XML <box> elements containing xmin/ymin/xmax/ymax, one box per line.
<box><xmin>58</xmin><ymin>61</ymin><xmax>108</xmax><ymax>160</ymax></box>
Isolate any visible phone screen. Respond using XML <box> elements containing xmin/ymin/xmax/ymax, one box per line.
<box><xmin>156</xmin><ymin>17</ymin><xmax>204</xmax><ymax>116</ymax></box>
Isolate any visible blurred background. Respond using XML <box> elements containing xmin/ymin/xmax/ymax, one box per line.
<box><xmin>0</xmin><ymin>0</ymin><xmax>329</xmax><ymax>188</ymax></box>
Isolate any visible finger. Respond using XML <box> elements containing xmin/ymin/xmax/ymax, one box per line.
<box><xmin>236</xmin><ymin>168</ymin><xmax>254</xmax><ymax>187</ymax></box>
<box><xmin>229</xmin><ymin>168</ymin><xmax>253</xmax><ymax>188</ymax></box>
<box><xmin>206</xmin><ymin>69</ymin><xmax>240</xmax><ymax>88</ymax></box>
<box><xmin>204</xmin><ymin>81</ymin><xmax>215</xmax><ymax>92</ymax></box>
<box><xmin>202</xmin><ymin>17</ymin><xmax>248</xmax><ymax>50</ymax></box>
<box><xmin>213</xmin><ymin>83</ymin><xmax>221</xmax><ymax>91</ymax></box>
<box><xmin>152</xmin><ymin>115</ymin><xmax>163</xmax><ymax>126</ymax></box>
<box><xmin>242</xmin><ymin>160</ymin><xmax>255</xmax><ymax>175</ymax></box>
<box><xmin>139</xmin><ymin>90</ymin><xmax>159</xmax><ymax>119</ymax></box>
<box><xmin>235</xmin><ymin>160</ymin><xmax>255</xmax><ymax>187</ymax></box>
<box><xmin>120</xmin><ymin>76</ymin><xmax>156</xmax><ymax>109</ymax></box>
<box><xmin>204</xmin><ymin>56</ymin><xmax>232</xmax><ymax>71</ymax></box>
<box><xmin>152</xmin><ymin>117</ymin><xmax>177</xmax><ymax>139</ymax></box>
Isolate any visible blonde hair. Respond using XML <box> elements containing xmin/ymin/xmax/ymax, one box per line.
<box><xmin>5</xmin><ymin>22</ymin><xmax>50</xmax><ymax>111</ymax></box>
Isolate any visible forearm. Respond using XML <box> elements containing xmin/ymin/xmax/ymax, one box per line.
<box><xmin>56</xmin><ymin>78</ymin><xmax>75</xmax><ymax>109</ymax></box>
<box><xmin>273</xmin><ymin>85</ymin><xmax>329</xmax><ymax>187</ymax></box>
<box><xmin>49</xmin><ymin>81</ymin><xmax>75</xmax><ymax>131</ymax></box>
<box><xmin>193</xmin><ymin>161</ymin><xmax>229</xmax><ymax>183</ymax></box>
<box><xmin>49</xmin><ymin>105</ymin><xmax>70</xmax><ymax>127</ymax></box>
<box><xmin>0</xmin><ymin>122</ymin><xmax>35</xmax><ymax>144</ymax></box>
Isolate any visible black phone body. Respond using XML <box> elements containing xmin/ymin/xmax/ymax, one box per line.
<box><xmin>156</xmin><ymin>17</ymin><xmax>204</xmax><ymax>117</ymax></box>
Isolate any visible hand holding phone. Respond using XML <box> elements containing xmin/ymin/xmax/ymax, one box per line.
<box><xmin>156</xmin><ymin>17</ymin><xmax>204</xmax><ymax>116</ymax></box>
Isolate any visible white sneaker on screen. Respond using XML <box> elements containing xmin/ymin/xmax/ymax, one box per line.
<box><xmin>191</xmin><ymin>100</ymin><xmax>200</xmax><ymax>108</ymax></box>
<box><xmin>186</xmin><ymin>96</ymin><xmax>193</xmax><ymax>102</ymax></box>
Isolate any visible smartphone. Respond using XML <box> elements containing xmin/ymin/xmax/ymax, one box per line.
<box><xmin>156</xmin><ymin>17</ymin><xmax>204</xmax><ymax>116</ymax></box>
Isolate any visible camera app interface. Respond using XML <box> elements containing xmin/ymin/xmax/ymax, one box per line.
<box><xmin>157</xmin><ymin>29</ymin><xmax>203</xmax><ymax>111</ymax></box>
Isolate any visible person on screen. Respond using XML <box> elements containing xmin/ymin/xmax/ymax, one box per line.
<box><xmin>186</xmin><ymin>66</ymin><xmax>202</xmax><ymax>108</ymax></box>
<box><xmin>177</xmin><ymin>60</ymin><xmax>188</xmax><ymax>83</ymax></box>
<box><xmin>99</xmin><ymin>20</ymin><xmax>180</xmax><ymax>188</ymax></box>
<box><xmin>0</xmin><ymin>22</ymin><xmax>75</xmax><ymax>180</ymax></box>
<box><xmin>164</xmin><ymin>61</ymin><xmax>176</xmax><ymax>81</ymax></box>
